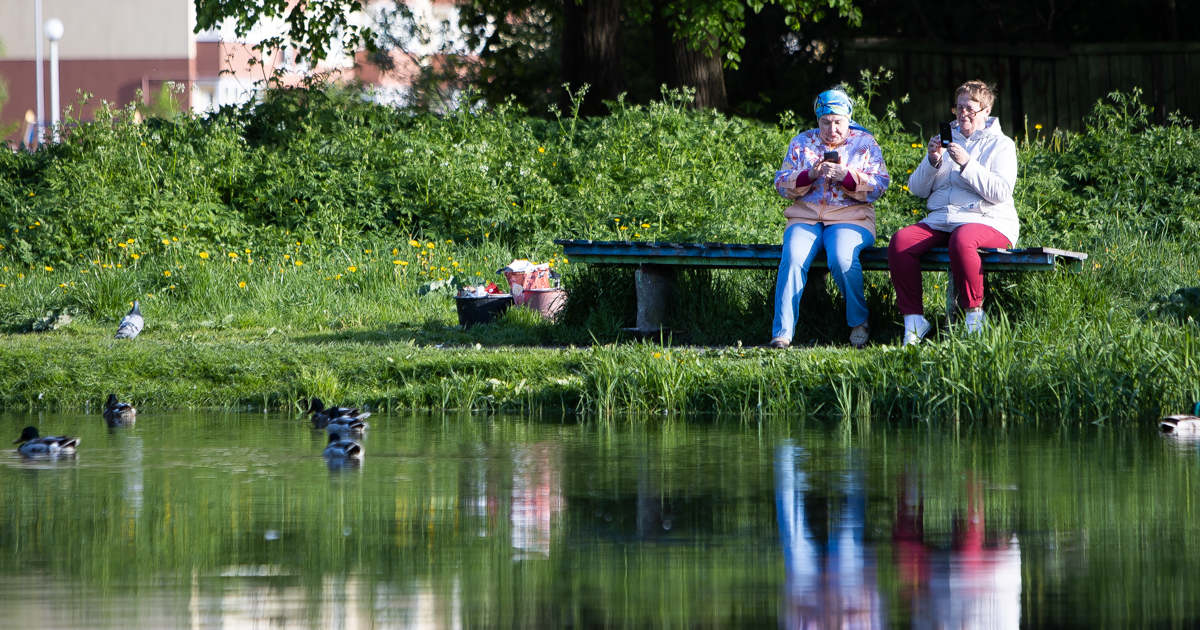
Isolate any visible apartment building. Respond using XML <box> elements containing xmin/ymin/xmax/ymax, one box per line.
<box><xmin>0</xmin><ymin>0</ymin><xmax>463</xmax><ymax>144</ymax></box>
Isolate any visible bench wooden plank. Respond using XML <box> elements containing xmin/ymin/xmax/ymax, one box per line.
<box><xmin>554</xmin><ymin>240</ymin><xmax>1087</xmax><ymax>272</ymax></box>
<box><xmin>554</xmin><ymin>239</ymin><xmax>1089</xmax><ymax>333</ymax></box>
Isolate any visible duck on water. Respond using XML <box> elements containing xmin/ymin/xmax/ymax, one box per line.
<box><xmin>13</xmin><ymin>426</ymin><xmax>79</xmax><ymax>456</ymax></box>
<box><xmin>1160</xmin><ymin>402</ymin><xmax>1200</xmax><ymax>434</ymax></box>
<box><xmin>103</xmin><ymin>394</ymin><xmax>136</xmax><ymax>427</ymax></box>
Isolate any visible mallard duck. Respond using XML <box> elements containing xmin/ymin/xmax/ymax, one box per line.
<box><xmin>323</xmin><ymin>433</ymin><xmax>363</xmax><ymax>460</ymax></box>
<box><xmin>103</xmin><ymin>394</ymin><xmax>136</xmax><ymax>427</ymax></box>
<box><xmin>1160</xmin><ymin>402</ymin><xmax>1200</xmax><ymax>434</ymax></box>
<box><xmin>114</xmin><ymin>301</ymin><xmax>144</xmax><ymax>339</ymax></box>
<box><xmin>13</xmin><ymin>426</ymin><xmax>79</xmax><ymax>456</ymax></box>
<box><xmin>305</xmin><ymin>398</ymin><xmax>361</xmax><ymax>428</ymax></box>
<box><xmin>326</xmin><ymin>412</ymin><xmax>370</xmax><ymax>437</ymax></box>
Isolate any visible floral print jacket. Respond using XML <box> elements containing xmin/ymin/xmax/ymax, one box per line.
<box><xmin>773</xmin><ymin>128</ymin><xmax>890</xmax><ymax>237</ymax></box>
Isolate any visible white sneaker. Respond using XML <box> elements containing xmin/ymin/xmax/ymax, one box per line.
<box><xmin>902</xmin><ymin>315</ymin><xmax>931</xmax><ymax>347</ymax></box>
<box><xmin>965</xmin><ymin>309</ymin><xmax>985</xmax><ymax>334</ymax></box>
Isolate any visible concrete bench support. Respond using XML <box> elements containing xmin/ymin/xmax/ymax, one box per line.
<box><xmin>635</xmin><ymin>264</ymin><xmax>674</xmax><ymax>333</ymax></box>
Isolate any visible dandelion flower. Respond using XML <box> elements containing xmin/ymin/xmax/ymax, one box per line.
<box><xmin>238</xmin><ymin>281</ymin><xmax>246</xmax><ymax>288</ymax></box>
<box><xmin>641</xmin><ymin>223</ymin><xmax>650</xmax><ymax>228</ymax></box>
<box><xmin>392</xmin><ymin>248</ymin><xmax>398</xmax><ymax>255</ymax></box>
<box><xmin>653</xmin><ymin>352</ymin><xmax>662</xmax><ymax>358</ymax></box>
<box><xmin>409</xmin><ymin>240</ymin><xmax>420</xmax><ymax>247</ymax></box>
<box><xmin>911</xmin><ymin>142</ymin><xmax>921</xmax><ymax>148</ymax></box>
<box><xmin>118</xmin><ymin>243</ymin><xmax>127</xmax><ymax>248</ymax></box>
<box><xmin>244</xmin><ymin>249</ymin><xmax>251</xmax><ymax>254</ymax></box>
<box><xmin>172</xmin><ymin>237</ymin><xmax>177</xmax><ymax>242</ymax></box>
<box><xmin>163</xmin><ymin>270</ymin><xmax>171</xmax><ymax>277</ymax></box>
<box><xmin>538</xmin><ymin>147</ymin><xmax>545</xmax><ymax>153</ymax></box>
<box><xmin>294</xmin><ymin>260</ymin><xmax>304</xmax><ymax>266</ymax></box>
<box><xmin>284</xmin><ymin>254</ymin><xmax>290</xmax><ymax>259</ymax></box>
<box><xmin>59</xmin><ymin>283</ymin><xmax>66</xmax><ymax>288</ymax></box>
<box><xmin>131</xmin><ymin>254</ymin><xmax>140</xmax><ymax>260</ymax></box>
<box><xmin>426</xmin><ymin>242</ymin><xmax>435</xmax><ymax>249</ymax></box>
<box><xmin>198</xmin><ymin>251</ymin><xmax>209</xmax><ymax>259</ymax></box>
<box><xmin>80</xmin><ymin>269</ymin><xmax>88</xmax><ymax>273</ymax></box>
<box><xmin>365</xmin><ymin>249</ymin><xmax>372</xmax><ymax>253</ymax></box>
<box><xmin>229</xmin><ymin>252</ymin><xmax>238</xmax><ymax>258</ymax></box>
<box><xmin>348</xmin><ymin>266</ymin><xmax>357</xmax><ymax>272</ymax></box>
<box><xmin>1035</xmin><ymin>124</ymin><xmax>1043</xmax><ymax>130</ymax></box>
<box><xmin>127</xmin><ymin>239</ymin><xmax>135</xmax><ymax>244</ymax></box>
<box><xmin>44</xmin><ymin>266</ymin><xmax>52</xmax><ymax>272</ymax></box>
<box><xmin>162</xmin><ymin>238</ymin><xmax>170</xmax><ymax>245</ymax></box>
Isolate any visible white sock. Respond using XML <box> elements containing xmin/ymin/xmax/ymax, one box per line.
<box><xmin>904</xmin><ymin>314</ymin><xmax>928</xmax><ymax>335</ymax></box>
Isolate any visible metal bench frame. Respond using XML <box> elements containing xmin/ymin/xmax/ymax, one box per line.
<box><xmin>555</xmin><ymin>240</ymin><xmax>1089</xmax><ymax>332</ymax></box>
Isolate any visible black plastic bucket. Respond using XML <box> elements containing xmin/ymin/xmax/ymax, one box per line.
<box><xmin>455</xmin><ymin>295</ymin><xmax>514</xmax><ymax>328</ymax></box>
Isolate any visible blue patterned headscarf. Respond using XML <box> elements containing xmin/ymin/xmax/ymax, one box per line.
<box><xmin>813</xmin><ymin>90</ymin><xmax>870</xmax><ymax>134</ymax></box>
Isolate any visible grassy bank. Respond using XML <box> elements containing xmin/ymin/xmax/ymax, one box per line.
<box><xmin>1</xmin><ymin>82</ymin><xmax>1197</xmax><ymax>418</ymax></box>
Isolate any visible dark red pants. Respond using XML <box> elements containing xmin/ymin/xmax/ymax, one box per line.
<box><xmin>887</xmin><ymin>222</ymin><xmax>1011</xmax><ymax>315</ymax></box>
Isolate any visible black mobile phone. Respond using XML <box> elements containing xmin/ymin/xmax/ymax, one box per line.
<box><xmin>939</xmin><ymin>122</ymin><xmax>953</xmax><ymax>148</ymax></box>
<box><xmin>823</xmin><ymin>151</ymin><xmax>840</xmax><ymax>164</ymax></box>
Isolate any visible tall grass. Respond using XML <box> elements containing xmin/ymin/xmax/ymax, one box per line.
<box><xmin>0</xmin><ymin>80</ymin><xmax>1196</xmax><ymax>416</ymax></box>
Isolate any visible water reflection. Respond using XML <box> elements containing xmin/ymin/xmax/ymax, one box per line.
<box><xmin>775</xmin><ymin>443</ymin><xmax>882</xmax><ymax>628</ymax></box>
<box><xmin>775</xmin><ymin>445</ymin><xmax>1021</xmax><ymax>628</ymax></box>
<box><xmin>0</xmin><ymin>412</ymin><xmax>1197</xmax><ymax>628</ymax></box>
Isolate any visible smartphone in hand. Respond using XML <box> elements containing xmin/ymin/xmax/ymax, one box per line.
<box><xmin>823</xmin><ymin>151</ymin><xmax>840</xmax><ymax>163</ymax></box>
<box><xmin>939</xmin><ymin>122</ymin><xmax>953</xmax><ymax>148</ymax></box>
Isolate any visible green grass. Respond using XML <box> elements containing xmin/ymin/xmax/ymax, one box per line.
<box><xmin>0</xmin><ymin>82</ymin><xmax>1197</xmax><ymax>418</ymax></box>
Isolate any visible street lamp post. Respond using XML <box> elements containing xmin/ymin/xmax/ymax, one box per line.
<box><xmin>44</xmin><ymin>18</ymin><xmax>63</xmax><ymax>141</ymax></box>
<box><xmin>34</xmin><ymin>0</ymin><xmax>44</xmax><ymax>144</ymax></box>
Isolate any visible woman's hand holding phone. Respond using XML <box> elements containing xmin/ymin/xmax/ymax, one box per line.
<box><xmin>927</xmin><ymin>137</ymin><xmax>944</xmax><ymax>167</ymax></box>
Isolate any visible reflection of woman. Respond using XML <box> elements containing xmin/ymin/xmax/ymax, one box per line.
<box><xmin>770</xmin><ymin>90</ymin><xmax>890</xmax><ymax>349</ymax></box>
<box><xmin>888</xmin><ymin>81</ymin><xmax>1018</xmax><ymax>345</ymax></box>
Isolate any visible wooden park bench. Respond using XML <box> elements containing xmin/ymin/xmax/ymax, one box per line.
<box><xmin>554</xmin><ymin>240</ymin><xmax>1089</xmax><ymax>333</ymax></box>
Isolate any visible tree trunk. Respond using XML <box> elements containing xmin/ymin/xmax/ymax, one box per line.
<box><xmin>560</xmin><ymin>0</ymin><xmax>623</xmax><ymax>117</ymax></box>
<box><xmin>650</xmin><ymin>1</ymin><xmax>727</xmax><ymax>111</ymax></box>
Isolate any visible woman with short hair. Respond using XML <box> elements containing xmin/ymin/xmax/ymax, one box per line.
<box><xmin>770</xmin><ymin>89</ymin><xmax>890</xmax><ymax>349</ymax></box>
<box><xmin>888</xmin><ymin>80</ymin><xmax>1018</xmax><ymax>345</ymax></box>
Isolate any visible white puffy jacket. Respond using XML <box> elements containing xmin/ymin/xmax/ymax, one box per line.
<box><xmin>907</xmin><ymin>117</ymin><xmax>1019</xmax><ymax>245</ymax></box>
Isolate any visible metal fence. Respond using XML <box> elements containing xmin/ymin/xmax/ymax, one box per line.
<box><xmin>843</xmin><ymin>39</ymin><xmax>1200</xmax><ymax>135</ymax></box>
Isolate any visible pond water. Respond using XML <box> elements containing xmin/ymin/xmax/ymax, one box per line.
<box><xmin>0</xmin><ymin>411</ymin><xmax>1197</xmax><ymax>628</ymax></box>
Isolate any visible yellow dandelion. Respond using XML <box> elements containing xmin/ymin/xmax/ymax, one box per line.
<box><xmin>284</xmin><ymin>254</ymin><xmax>290</xmax><ymax>259</ymax></box>
<box><xmin>294</xmin><ymin>260</ymin><xmax>303</xmax><ymax>266</ymax></box>
<box><xmin>365</xmin><ymin>249</ymin><xmax>372</xmax><ymax>253</ymax></box>
<box><xmin>911</xmin><ymin>142</ymin><xmax>921</xmax><ymax>148</ymax></box>
<box><xmin>80</xmin><ymin>269</ymin><xmax>88</xmax><ymax>273</ymax></box>
<box><xmin>641</xmin><ymin>223</ymin><xmax>650</xmax><ymax>228</ymax></box>
<box><xmin>1035</xmin><ymin>124</ymin><xmax>1043</xmax><ymax>130</ymax></box>
<box><xmin>162</xmin><ymin>238</ymin><xmax>170</xmax><ymax>245</ymax></box>
<box><xmin>538</xmin><ymin>147</ymin><xmax>545</xmax><ymax>153</ymax></box>
<box><xmin>163</xmin><ymin>270</ymin><xmax>171</xmax><ymax>277</ymax></box>
<box><xmin>348</xmin><ymin>266</ymin><xmax>357</xmax><ymax>272</ymax></box>
<box><xmin>198</xmin><ymin>251</ymin><xmax>209</xmax><ymax>259</ymax></box>
<box><xmin>169</xmin><ymin>285</ymin><xmax>175</xmax><ymax>289</ymax></box>
<box><xmin>172</xmin><ymin>237</ymin><xmax>177</xmax><ymax>242</ymax></box>
<box><xmin>59</xmin><ymin>283</ymin><xmax>66</xmax><ymax>288</ymax></box>
<box><xmin>118</xmin><ymin>243</ymin><xmax>127</xmax><ymax>248</ymax></box>
<box><xmin>238</xmin><ymin>281</ymin><xmax>246</xmax><ymax>288</ymax></box>
<box><xmin>131</xmin><ymin>253</ymin><xmax>140</xmax><ymax>259</ymax></box>
<box><xmin>244</xmin><ymin>249</ymin><xmax>251</xmax><ymax>254</ymax></box>
<box><xmin>127</xmin><ymin>239</ymin><xmax>135</xmax><ymax>244</ymax></box>
<box><xmin>229</xmin><ymin>252</ymin><xmax>238</xmax><ymax>258</ymax></box>
<box><xmin>409</xmin><ymin>240</ymin><xmax>420</xmax><ymax>247</ymax></box>
<box><xmin>44</xmin><ymin>266</ymin><xmax>53</xmax><ymax>272</ymax></box>
<box><xmin>392</xmin><ymin>248</ymin><xmax>398</xmax><ymax>255</ymax></box>
<box><xmin>426</xmin><ymin>242</ymin><xmax>435</xmax><ymax>249</ymax></box>
<box><xmin>653</xmin><ymin>352</ymin><xmax>662</xmax><ymax>358</ymax></box>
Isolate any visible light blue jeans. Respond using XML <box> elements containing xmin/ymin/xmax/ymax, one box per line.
<box><xmin>772</xmin><ymin>222</ymin><xmax>874</xmax><ymax>341</ymax></box>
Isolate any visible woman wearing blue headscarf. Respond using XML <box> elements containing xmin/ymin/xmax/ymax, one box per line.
<box><xmin>769</xmin><ymin>89</ymin><xmax>890</xmax><ymax>349</ymax></box>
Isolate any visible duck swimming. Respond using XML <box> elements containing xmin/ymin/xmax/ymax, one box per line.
<box><xmin>305</xmin><ymin>398</ymin><xmax>362</xmax><ymax>428</ymax></box>
<box><xmin>323</xmin><ymin>433</ymin><xmax>363</xmax><ymax>460</ymax></box>
<box><xmin>103</xmin><ymin>394</ymin><xmax>136</xmax><ymax>427</ymax></box>
<box><xmin>13</xmin><ymin>426</ymin><xmax>79</xmax><ymax>456</ymax></box>
<box><xmin>1160</xmin><ymin>402</ymin><xmax>1200</xmax><ymax>435</ymax></box>
<box><xmin>326</xmin><ymin>412</ymin><xmax>370</xmax><ymax>437</ymax></box>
